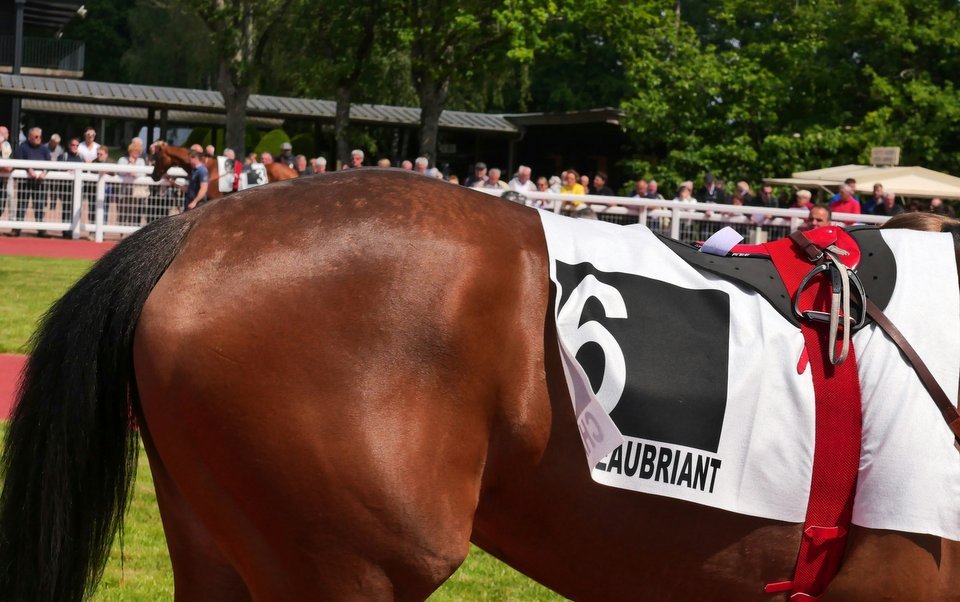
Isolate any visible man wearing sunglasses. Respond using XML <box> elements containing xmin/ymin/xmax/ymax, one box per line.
<box><xmin>12</xmin><ymin>127</ymin><xmax>51</xmax><ymax>237</ymax></box>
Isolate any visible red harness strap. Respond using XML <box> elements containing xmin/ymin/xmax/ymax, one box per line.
<box><xmin>762</xmin><ymin>229</ymin><xmax>863</xmax><ymax>600</ymax></box>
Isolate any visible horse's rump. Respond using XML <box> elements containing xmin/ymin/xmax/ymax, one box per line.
<box><xmin>132</xmin><ymin>172</ymin><xmax>557</xmax><ymax>598</ymax></box>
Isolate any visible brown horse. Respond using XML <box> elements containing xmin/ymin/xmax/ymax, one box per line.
<box><xmin>149</xmin><ymin>142</ymin><xmax>298</xmax><ymax>196</ymax></box>
<box><xmin>0</xmin><ymin>170</ymin><xmax>957</xmax><ymax>601</ymax></box>
<box><xmin>149</xmin><ymin>141</ymin><xmax>223</xmax><ymax>200</ymax></box>
<box><xmin>264</xmin><ymin>159</ymin><xmax>298</xmax><ymax>182</ymax></box>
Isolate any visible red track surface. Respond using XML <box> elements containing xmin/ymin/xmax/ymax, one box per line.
<box><xmin>0</xmin><ymin>235</ymin><xmax>116</xmax><ymax>261</ymax></box>
<box><xmin>1</xmin><ymin>235</ymin><xmax>115</xmax><ymax>418</ymax></box>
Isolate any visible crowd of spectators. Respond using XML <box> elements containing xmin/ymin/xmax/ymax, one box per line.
<box><xmin>1</xmin><ymin>123</ymin><xmax>957</xmax><ymax>239</ymax></box>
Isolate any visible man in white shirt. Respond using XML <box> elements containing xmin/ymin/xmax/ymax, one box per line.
<box><xmin>508</xmin><ymin>165</ymin><xmax>536</xmax><ymax>192</ymax></box>
<box><xmin>77</xmin><ymin>127</ymin><xmax>100</xmax><ymax>162</ymax></box>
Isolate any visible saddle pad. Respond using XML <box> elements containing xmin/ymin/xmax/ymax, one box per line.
<box><xmin>538</xmin><ymin>210</ymin><xmax>960</xmax><ymax>540</ymax></box>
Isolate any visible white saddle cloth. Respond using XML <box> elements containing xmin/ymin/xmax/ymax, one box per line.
<box><xmin>539</xmin><ymin>210</ymin><xmax>960</xmax><ymax>540</ymax></box>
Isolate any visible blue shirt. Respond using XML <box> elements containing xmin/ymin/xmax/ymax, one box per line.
<box><xmin>14</xmin><ymin>141</ymin><xmax>51</xmax><ymax>162</ymax></box>
<box><xmin>185</xmin><ymin>163</ymin><xmax>209</xmax><ymax>208</ymax></box>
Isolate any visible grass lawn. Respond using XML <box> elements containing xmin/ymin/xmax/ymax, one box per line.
<box><xmin>0</xmin><ymin>256</ymin><xmax>93</xmax><ymax>354</ymax></box>
<box><xmin>0</xmin><ymin>255</ymin><xmax>566</xmax><ymax>600</ymax></box>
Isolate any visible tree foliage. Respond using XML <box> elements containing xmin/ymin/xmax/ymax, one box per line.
<box><xmin>618</xmin><ymin>0</ymin><xmax>960</xmax><ymax>190</ymax></box>
<box><xmin>399</xmin><ymin>0</ymin><xmax>548</xmax><ymax>163</ymax></box>
<box><xmin>266</xmin><ymin>0</ymin><xmax>382</xmax><ymax>166</ymax></box>
<box><xmin>63</xmin><ymin>0</ymin><xmax>960</xmax><ymax>185</ymax></box>
<box><xmin>122</xmin><ymin>1</ymin><xmax>216</xmax><ymax>89</ymax></box>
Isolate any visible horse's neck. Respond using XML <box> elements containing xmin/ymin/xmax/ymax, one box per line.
<box><xmin>163</xmin><ymin>148</ymin><xmax>192</xmax><ymax>171</ymax></box>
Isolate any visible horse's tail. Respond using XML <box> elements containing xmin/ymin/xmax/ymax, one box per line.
<box><xmin>0</xmin><ymin>215</ymin><xmax>193</xmax><ymax>601</ymax></box>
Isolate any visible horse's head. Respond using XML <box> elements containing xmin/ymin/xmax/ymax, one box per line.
<box><xmin>150</xmin><ymin>141</ymin><xmax>170</xmax><ymax>182</ymax></box>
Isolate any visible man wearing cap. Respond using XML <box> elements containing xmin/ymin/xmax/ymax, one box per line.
<box><xmin>279</xmin><ymin>142</ymin><xmax>296</xmax><ymax>169</ymax></box>
<box><xmin>464</xmin><ymin>162</ymin><xmax>487</xmax><ymax>187</ymax></box>
<box><xmin>695</xmin><ymin>172</ymin><xmax>729</xmax><ymax>204</ymax></box>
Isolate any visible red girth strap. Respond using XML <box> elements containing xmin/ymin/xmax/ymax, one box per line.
<box><xmin>763</xmin><ymin>228</ymin><xmax>863</xmax><ymax>600</ymax></box>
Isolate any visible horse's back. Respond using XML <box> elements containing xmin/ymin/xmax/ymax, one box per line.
<box><xmin>133</xmin><ymin>171</ymin><xmax>554</xmax><ymax>599</ymax></box>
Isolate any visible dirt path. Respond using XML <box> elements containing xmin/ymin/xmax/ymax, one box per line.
<box><xmin>1</xmin><ymin>235</ymin><xmax>115</xmax><ymax>417</ymax></box>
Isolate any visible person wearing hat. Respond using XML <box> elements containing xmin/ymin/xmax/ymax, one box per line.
<box><xmin>696</xmin><ymin>172</ymin><xmax>730</xmax><ymax>204</ymax></box>
<box><xmin>464</xmin><ymin>162</ymin><xmax>487</xmax><ymax>187</ymax></box>
<box><xmin>279</xmin><ymin>142</ymin><xmax>295</xmax><ymax>169</ymax></box>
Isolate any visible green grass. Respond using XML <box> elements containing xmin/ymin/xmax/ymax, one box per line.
<box><xmin>0</xmin><ymin>255</ymin><xmax>566</xmax><ymax>600</ymax></box>
<box><xmin>0</xmin><ymin>256</ymin><xmax>93</xmax><ymax>354</ymax></box>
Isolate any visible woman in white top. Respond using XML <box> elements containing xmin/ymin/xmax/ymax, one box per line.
<box><xmin>117</xmin><ymin>140</ymin><xmax>146</xmax><ymax>226</ymax></box>
<box><xmin>77</xmin><ymin>127</ymin><xmax>100</xmax><ymax>163</ymax></box>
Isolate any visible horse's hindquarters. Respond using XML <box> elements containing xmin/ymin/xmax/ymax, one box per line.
<box><xmin>133</xmin><ymin>177</ymin><xmax>554</xmax><ymax>599</ymax></box>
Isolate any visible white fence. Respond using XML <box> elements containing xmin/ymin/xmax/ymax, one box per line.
<box><xmin>0</xmin><ymin>159</ymin><xmax>889</xmax><ymax>244</ymax></box>
<box><xmin>0</xmin><ymin>159</ymin><xmax>187</xmax><ymax>242</ymax></box>
<box><xmin>488</xmin><ymin>189</ymin><xmax>888</xmax><ymax>244</ymax></box>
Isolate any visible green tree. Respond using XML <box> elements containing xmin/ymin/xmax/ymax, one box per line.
<box><xmin>619</xmin><ymin>0</ymin><xmax>960</xmax><ymax>188</ymax></box>
<box><xmin>168</xmin><ymin>0</ymin><xmax>288</xmax><ymax>156</ymax></box>
<box><xmin>122</xmin><ymin>1</ymin><xmax>216</xmax><ymax>89</ymax></box>
<box><xmin>401</xmin><ymin>0</ymin><xmax>547</xmax><ymax>164</ymax></box>
<box><xmin>271</xmin><ymin>0</ymin><xmax>382</xmax><ymax>167</ymax></box>
<box><xmin>62</xmin><ymin>0</ymin><xmax>131</xmax><ymax>83</ymax></box>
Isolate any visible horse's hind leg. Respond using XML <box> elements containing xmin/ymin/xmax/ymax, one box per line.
<box><xmin>139</xmin><ymin>426</ymin><xmax>252</xmax><ymax>602</ymax></box>
<box><xmin>134</xmin><ymin>352</ymin><xmax>477</xmax><ymax>601</ymax></box>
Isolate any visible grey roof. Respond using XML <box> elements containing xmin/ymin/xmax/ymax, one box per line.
<box><xmin>2</xmin><ymin>74</ymin><xmax>520</xmax><ymax>134</ymax></box>
<box><xmin>505</xmin><ymin>108</ymin><xmax>624</xmax><ymax>127</ymax></box>
<box><xmin>22</xmin><ymin>98</ymin><xmax>284</xmax><ymax>128</ymax></box>
<box><xmin>23</xmin><ymin>0</ymin><xmax>85</xmax><ymax>28</ymax></box>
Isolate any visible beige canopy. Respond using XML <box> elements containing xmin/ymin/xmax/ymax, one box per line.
<box><xmin>764</xmin><ymin>164</ymin><xmax>960</xmax><ymax>200</ymax></box>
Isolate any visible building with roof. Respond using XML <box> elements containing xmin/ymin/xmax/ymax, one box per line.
<box><xmin>0</xmin><ymin>73</ymin><xmax>629</xmax><ymax>185</ymax></box>
<box><xmin>0</xmin><ymin>0</ymin><xmax>87</xmax><ymax>131</ymax></box>
<box><xmin>0</xmin><ymin>3</ymin><xmax>630</xmax><ymax>185</ymax></box>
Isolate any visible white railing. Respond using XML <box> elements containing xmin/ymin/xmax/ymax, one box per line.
<box><xmin>489</xmin><ymin>189</ymin><xmax>889</xmax><ymax>245</ymax></box>
<box><xmin>0</xmin><ymin>159</ymin><xmax>187</xmax><ymax>242</ymax></box>
<box><xmin>0</xmin><ymin>160</ymin><xmax>890</xmax><ymax>244</ymax></box>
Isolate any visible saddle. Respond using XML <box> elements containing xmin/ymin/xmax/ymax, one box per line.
<box><xmin>662</xmin><ymin>226</ymin><xmax>958</xmax><ymax>600</ymax></box>
<box><xmin>656</xmin><ymin>226</ymin><xmax>896</xmax><ymax>327</ymax></box>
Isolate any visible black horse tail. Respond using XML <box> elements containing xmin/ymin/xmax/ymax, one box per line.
<box><xmin>0</xmin><ymin>215</ymin><xmax>193</xmax><ymax>601</ymax></box>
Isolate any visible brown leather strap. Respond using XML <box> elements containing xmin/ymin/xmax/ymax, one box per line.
<box><xmin>790</xmin><ymin>230</ymin><xmax>823</xmax><ymax>261</ymax></box>
<box><xmin>864</xmin><ymin>298</ymin><xmax>960</xmax><ymax>445</ymax></box>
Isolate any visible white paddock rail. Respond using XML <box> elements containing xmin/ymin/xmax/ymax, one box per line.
<box><xmin>0</xmin><ymin>161</ymin><xmax>890</xmax><ymax>244</ymax></box>
<box><xmin>482</xmin><ymin>189</ymin><xmax>889</xmax><ymax>245</ymax></box>
<box><xmin>0</xmin><ymin>159</ymin><xmax>188</xmax><ymax>242</ymax></box>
